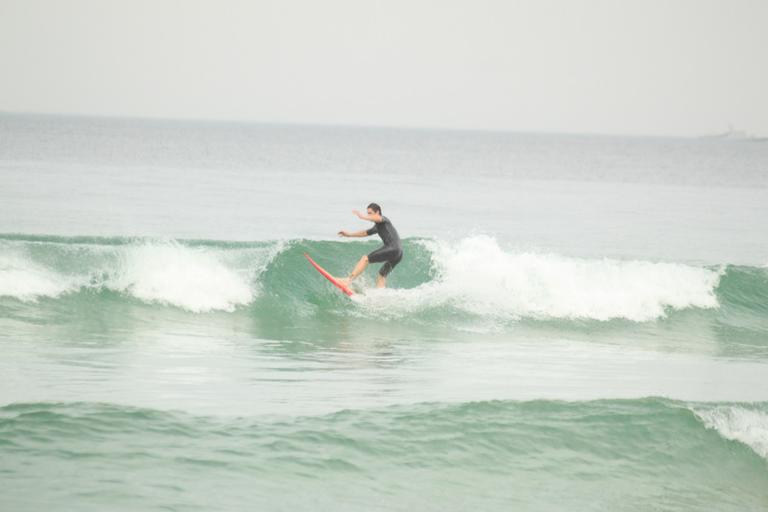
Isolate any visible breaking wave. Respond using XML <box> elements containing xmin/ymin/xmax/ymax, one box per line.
<box><xmin>0</xmin><ymin>233</ymin><xmax>762</xmax><ymax>323</ymax></box>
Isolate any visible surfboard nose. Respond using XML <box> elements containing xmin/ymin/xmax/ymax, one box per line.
<box><xmin>304</xmin><ymin>253</ymin><xmax>354</xmax><ymax>296</ymax></box>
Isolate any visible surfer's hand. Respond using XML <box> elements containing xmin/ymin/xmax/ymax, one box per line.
<box><xmin>338</xmin><ymin>230</ymin><xmax>348</xmax><ymax>237</ymax></box>
<box><xmin>352</xmin><ymin>210</ymin><xmax>362</xmax><ymax>218</ymax></box>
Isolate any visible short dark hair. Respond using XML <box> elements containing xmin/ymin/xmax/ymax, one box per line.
<box><xmin>367</xmin><ymin>203</ymin><xmax>381</xmax><ymax>214</ymax></box>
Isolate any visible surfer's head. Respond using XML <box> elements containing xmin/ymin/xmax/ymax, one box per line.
<box><xmin>367</xmin><ymin>203</ymin><xmax>382</xmax><ymax>215</ymax></box>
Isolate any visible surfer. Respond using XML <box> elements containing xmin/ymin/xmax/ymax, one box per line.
<box><xmin>337</xmin><ymin>203</ymin><xmax>403</xmax><ymax>288</ymax></box>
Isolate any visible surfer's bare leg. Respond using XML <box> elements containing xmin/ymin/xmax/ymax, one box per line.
<box><xmin>376</xmin><ymin>274</ymin><xmax>386</xmax><ymax>288</ymax></box>
<box><xmin>339</xmin><ymin>255</ymin><xmax>368</xmax><ymax>285</ymax></box>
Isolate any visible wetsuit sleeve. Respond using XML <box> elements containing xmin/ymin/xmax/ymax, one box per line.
<box><xmin>366</xmin><ymin>224</ymin><xmax>379</xmax><ymax>236</ymax></box>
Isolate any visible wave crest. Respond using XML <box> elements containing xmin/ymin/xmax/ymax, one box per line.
<box><xmin>694</xmin><ymin>405</ymin><xmax>768</xmax><ymax>459</ymax></box>
<box><xmin>0</xmin><ymin>234</ymin><xmax>732</xmax><ymax>321</ymax></box>
<box><xmin>0</xmin><ymin>250</ymin><xmax>77</xmax><ymax>301</ymax></box>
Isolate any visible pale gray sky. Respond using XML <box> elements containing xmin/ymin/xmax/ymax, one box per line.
<box><xmin>1</xmin><ymin>0</ymin><xmax>766</xmax><ymax>136</ymax></box>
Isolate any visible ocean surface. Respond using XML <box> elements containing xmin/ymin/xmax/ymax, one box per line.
<box><xmin>1</xmin><ymin>113</ymin><xmax>767</xmax><ymax>511</ymax></box>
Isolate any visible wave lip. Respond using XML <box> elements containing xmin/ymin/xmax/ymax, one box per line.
<box><xmin>107</xmin><ymin>242</ymin><xmax>257</xmax><ymax>313</ymax></box>
<box><xmin>0</xmin><ymin>237</ymin><xmax>284</xmax><ymax>313</ymax></box>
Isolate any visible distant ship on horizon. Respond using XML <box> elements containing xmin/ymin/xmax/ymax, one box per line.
<box><xmin>702</xmin><ymin>125</ymin><xmax>766</xmax><ymax>141</ymax></box>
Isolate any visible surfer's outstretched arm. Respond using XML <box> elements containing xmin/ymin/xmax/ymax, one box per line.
<box><xmin>338</xmin><ymin>230</ymin><xmax>370</xmax><ymax>238</ymax></box>
<box><xmin>352</xmin><ymin>210</ymin><xmax>382</xmax><ymax>223</ymax></box>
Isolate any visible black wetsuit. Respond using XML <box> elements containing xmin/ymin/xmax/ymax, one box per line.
<box><xmin>366</xmin><ymin>216</ymin><xmax>403</xmax><ymax>277</ymax></box>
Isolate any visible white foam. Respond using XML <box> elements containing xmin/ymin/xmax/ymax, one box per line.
<box><xmin>694</xmin><ymin>405</ymin><xmax>768</xmax><ymax>460</ymax></box>
<box><xmin>108</xmin><ymin>241</ymin><xmax>274</xmax><ymax>313</ymax></box>
<box><xmin>357</xmin><ymin>236</ymin><xmax>721</xmax><ymax>322</ymax></box>
<box><xmin>0</xmin><ymin>240</ymin><xmax>282</xmax><ymax>313</ymax></box>
<box><xmin>0</xmin><ymin>251</ymin><xmax>76</xmax><ymax>301</ymax></box>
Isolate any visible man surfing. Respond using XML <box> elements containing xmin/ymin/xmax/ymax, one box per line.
<box><xmin>337</xmin><ymin>203</ymin><xmax>403</xmax><ymax>288</ymax></box>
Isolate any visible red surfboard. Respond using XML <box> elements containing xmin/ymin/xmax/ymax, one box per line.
<box><xmin>304</xmin><ymin>253</ymin><xmax>354</xmax><ymax>296</ymax></box>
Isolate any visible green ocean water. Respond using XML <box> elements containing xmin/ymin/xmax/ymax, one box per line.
<box><xmin>1</xmin><ymin>114</ymin><xmax>768</xmax><ymax>510</ymax></box>
<box><xmin>1</xmin><ymin>399</ymin><xmax>767</xmax><ymax>512</ymax></box>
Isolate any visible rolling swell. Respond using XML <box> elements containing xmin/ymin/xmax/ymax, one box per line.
<box><xmin>1</xmin><ymin>399</ymin><xmax>767</xmax><ymax>511</ymax></box>
<box><xmin>0</xmin><ymin>233</ymin><xmax>765</xmax><ymax>325</ymax></box>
